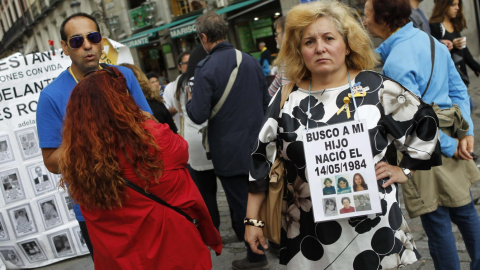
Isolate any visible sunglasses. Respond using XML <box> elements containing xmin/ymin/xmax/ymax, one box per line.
<box><xmin>68</xmin><ymin>32</ymin><xmax>102</xmax><ymax>49</ymax></box>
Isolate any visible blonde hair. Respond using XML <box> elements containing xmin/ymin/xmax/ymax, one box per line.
<box><xmin>275</xmin><ymin>1</ymin><xmax>378</xmax><ymax>83</ymax></box>
<box><xmin>119</xmin><ymin>63</ymin><xmax>164</xmax><ymax>103</ymax></box>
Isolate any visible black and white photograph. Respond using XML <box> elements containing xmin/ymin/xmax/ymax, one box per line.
<box><xmin>0</xmin><ymin>135</ymin><xmax>15</xmax><ymax>164</ymax></box>
<box><xmin>0</xmin><ymin>213</ymin><xmax>10</xmax><ymax>241</ymax></box>
<box><xmin>72</xmin><ymin>226</ymin><xmax>90</xmax><ymax>254</ymax></box>
<box><xmin>17</xmin><ymin>238</ymin><xmax>48</xmax><ymax>263</ymax></box>
<box><xmin>15</xmin><ymin>127</ymin><xmax>41</xmax><ymax>160</ymax></box>
<box><xmin>37</xmin><ymin>196</ymin><xmax>63</xmax><ymax>230</ymax></box>
<box><xmin>48</xmin><ymin>229</ymin><xmax>76</xmax><ymax>258</ymax></box>
<box><xmin>7</xmin><ymin>204</ymin><xmax>37</xmax><ymax>238</ymax></box>
<box><xmin>0</xmin><ymin>246</ymin><xmax>24</xmax><ymax>267</ymax></box>
<box><xmin>354</xmin><ymin>194</ymin><xmax>372</xmax><ymax>212</ymax></box>
<box><xmin>27</xmin><ymin>162</ymin><xmax>54</xmax><ymax>195</ymax></box>
<box><xmin>61</xmin><ymin>192</ymin><xmax>76</xmax><ymax>221</ymax></box>
<box><xmin>0</xmin><ymin>168</ymin><xmax>26</xmax><ymax>204</ymax></box>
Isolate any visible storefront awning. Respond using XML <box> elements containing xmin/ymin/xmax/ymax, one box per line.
<box><xmin>122</xmin><ymin>33</ymin><xmax>155</xmax><ymax>48</ymax></box>
<box><xmin>168</xmin><ymin>0</ymin><xmax>265</xmax><ymax>39</ymax></box>
<box><xmin>120</xmin><ymin>15</ymin><xmax>202</xmax><ymax>47</ymax></box>
<box><xmin>169</xmin><ymin>20</ymin><xmax>196</xmax><ymax>39</ymax></box>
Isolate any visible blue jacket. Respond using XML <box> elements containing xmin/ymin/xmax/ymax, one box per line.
<box><xmin>186</xmin><ymin>42</ymin><xmax>270</xmax><ymax>177</ymax></box>
<box><xmin>376</xmin><ymin>22</ymin><xmax>472</xmax><ymax>157</ymax></box>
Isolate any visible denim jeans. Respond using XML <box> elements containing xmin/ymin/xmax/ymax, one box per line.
<box><xmin>420</xmin><ymin>196</ymin><xmax>480</xmax><ymax>270</ymax></box>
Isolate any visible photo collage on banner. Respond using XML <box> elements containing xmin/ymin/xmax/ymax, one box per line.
<box><xmin>303</xmin><ymin>121</ymin><xmax>382</xmax><ymax>222</ymax></box>
<box><xmin>0</xmin><ymin>50</ymin><xmax>85</xmax><ymax>269</ymax></box>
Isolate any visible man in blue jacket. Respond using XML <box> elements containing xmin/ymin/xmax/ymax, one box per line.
<box><xmin>36</xmin><ymin>13</ymin><xmax>152</xmax><ymax>259</ymax></box>
<box><xmin>186</xmin><ymin>12</ymin><xmax>270</xmax><ymax>270</ymax></box>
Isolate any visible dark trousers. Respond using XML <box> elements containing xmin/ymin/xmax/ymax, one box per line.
<box><xmin>188</xmin><ymin>165</ymin><xmax>220</xmax><ymax>229</ymax></box>
<box><xmin>218</xmin><ymin>174</ymin><xmax>266</xmax><ymax>262</ymax></box>
<box><xmin>78</xmin><ymin>220</ymin><xmax>94</xmax><ymax>260</ymax></box>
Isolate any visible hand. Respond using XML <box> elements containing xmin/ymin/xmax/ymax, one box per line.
<box><xmin>245</xmin><ymin>225</ymin><xmax>268</xmax><ymax>255</ymax></box>
<box><xmin>452</xmin><ymin>37</ymin><xmax>466</xmax><ymax>50</ymax></box>
<box><xmin>454</xmin><ymin>135</ymin><xmax>474</xmax><ymax>160</ymax></box>
<box><xmin>440</xmin><ymin>39</ymin><xmax>453</xmax><ymax>51</ymax></box>
<box><xmin>375</xmin><ymin>161</ymin><xmax>409</xmax><ymax>188</ymax></box>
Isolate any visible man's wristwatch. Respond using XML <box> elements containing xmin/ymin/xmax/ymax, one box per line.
<box><xmin>401</xmin><ymin>168</ymin><xmax>412</xmax><ymax>180</ymax></box>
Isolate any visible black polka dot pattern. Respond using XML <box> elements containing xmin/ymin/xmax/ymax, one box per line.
<box><xmin>300</xmin><ymin>236</ymin><xmax>324</xmax><ymax>261</ymax></box>
<box><xmin>371</xmin><ymin>227</ymin><xmax>395</xmax><ymax>255</ymax></box>
<box><xmin>315</xmin><ymin>221</ymin><xmax>342</xmax><ymax>245</ymax></box>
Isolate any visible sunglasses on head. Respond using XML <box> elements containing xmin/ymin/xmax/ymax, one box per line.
<box><xmin>68</xmin><ymin>32</ymin><xmax>102</xmax><ymax>49</ymax></box>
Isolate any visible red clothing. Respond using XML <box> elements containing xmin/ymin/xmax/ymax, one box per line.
<box><xmin>339</xmin><ymin>207</ymin><xmax>355</xmax><ymax>214</ymax></box>
<box><xmin>81</xmin><ymin>120</ymin><xmax>222</xmax><ymax>270</ymax></box>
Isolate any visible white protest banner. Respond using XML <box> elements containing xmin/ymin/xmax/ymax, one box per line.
<box><xmin>303</xmin><ymin>120</ymin><xmax>381</xmax><ymax>222</ymax></box>
<box><xmin>0</xmin><ymin>39</ymin><xmax>133</xmax><ymax>269</ymax></box>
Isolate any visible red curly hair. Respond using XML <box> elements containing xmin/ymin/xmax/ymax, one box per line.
<box><xmin>59</xmin><ymin>66</ymin><xmax>164</xmax><ymax>210</ymax></box>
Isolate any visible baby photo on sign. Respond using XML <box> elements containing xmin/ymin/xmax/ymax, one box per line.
<box><xmin>61</xmin><ymin>192</ymin><xmax>76</xmax><ymax>221</ymax></box>
<box><xmin>7</xmin><ymin>204</ymin><xmax>37</xmax><ymax>238</ymax></box>
<box><xmin>18</xmin><ymin>238</ymin><xmax>48</xmax><ymax>263</ymax></box>
<box><xmin>0</xmin><ymin>168</ymin><xmax>26</xmax><ymax>204</ymax></box>
<box><xmin>37</xmin><ymin>196</ymin><xmax>63</xmax><ymax>230</ymax></box>
<box><xmin>0</xmin><ymin>246</ymin><xmax>24</xmax><ymax>267</ymax></box>
<box><xmin>0</xmin><ymin>135</ymin><xmax>15</xmax><ymax>164</ymax></box>
<box><xmin>48</xmin><ymin>229</ymin><xmax>76</xmax><ymax>258</ymax></box>
<box><xmin>27</xmin><ymin>163</ymin><xmax>54</xmax><ymax>195</ymax></box>
<box><xmin>15</xmin><ymin>127</ymin><xmax>41</xmax><ymax>160</ymax></box>
<box><xmin>72</xmin><ymin>226</ymin><xmax>90</xmax><ymax>254</ymax></box>
<box><xmin>0</xmin><ymin>213</ymin><xmax>10</xmax><ymax>241</ymax></box>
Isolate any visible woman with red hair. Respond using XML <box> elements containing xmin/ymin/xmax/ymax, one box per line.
<box><xmin>59</xmin><ymin>66</ymin><xmax>221</xmax><ymax>269</ymax></box>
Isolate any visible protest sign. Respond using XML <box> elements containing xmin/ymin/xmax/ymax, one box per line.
<box><xmin>0</xmin><ymin>39</ymin><xmax>133</xmax><ymax>269</ymax></box>
<box><xmin>303</xmin><ymin>120</ymin><xmax>381</xmax><ymax>222</ymax></box>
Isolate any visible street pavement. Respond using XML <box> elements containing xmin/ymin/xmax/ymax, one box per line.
<box><xmin>36</xmin><ymin>70</ymin><xmax>480</xmax><ymax>270</ymax></box>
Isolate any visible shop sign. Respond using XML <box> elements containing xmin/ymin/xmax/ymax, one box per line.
<box><xmin>252</xmin><ymin>26</ymin><xmax>273</xmax><ymax>39</ymax></box>
<box><xmin>169</xmin><ymin>21</ymin><xmax>196</xmax><ymax>39</ymax></box>
<box><xmin>124</xmin><ymin>35</ymin><xmax>152</xmax><ymax>48</ymax></box>
<box><xmin>129</xmin><ymin>6</ymin><xmax>152</xmax><ymax>31</ymax></box>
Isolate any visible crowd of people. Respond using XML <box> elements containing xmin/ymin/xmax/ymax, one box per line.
<box><xmin>34</xmin><ymin>0</ymin><xmax>480</xmax><ymax>269</ymax></box>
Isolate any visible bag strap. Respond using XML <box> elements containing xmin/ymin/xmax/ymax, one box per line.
<box><xmin>123</xmin><ymin>178</ymin><xmax>198</xmax><ymax>227</ymax></box>
<box><xmin>210</xmin><ymin>49</ymin><xmax>243</xmax><ymax>119</ymax></box>
<box><xmin>422</xmin><ymin>34</ymin><xmax>435</xmax><ymax>98</ymax></box>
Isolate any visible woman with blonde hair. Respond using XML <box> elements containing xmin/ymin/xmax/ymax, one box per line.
<box><xmin>59</xmin><ymin>66</ymin><xmax>221</xmax><ymax>269</ymax></box>
<box><xmin>120</xmin><ymin>63</ymin><xmax>178</xmax><ymax>133</ymax></box>
<box><xmin>245</xmin><ymin>1</ymin><xmax>441</xmax><ymax>269</ymax></box>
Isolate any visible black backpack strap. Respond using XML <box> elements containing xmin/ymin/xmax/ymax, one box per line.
<box><xmin>124</xmin><ymin>178</ymin><xmax>198</xmax><ymax>227</ymax></box>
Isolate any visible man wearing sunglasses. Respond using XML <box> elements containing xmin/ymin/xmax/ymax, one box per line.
<box><xmin>36</xmin><ymin>13</ymin><xmax>152</xmax><ymax>259</ymax></box>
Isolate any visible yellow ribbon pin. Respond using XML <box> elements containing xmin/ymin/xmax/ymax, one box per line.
<box><xmin>337</xmin><ymin>96</ymin><xmax>351</xmax><ymax>118</ymax></box>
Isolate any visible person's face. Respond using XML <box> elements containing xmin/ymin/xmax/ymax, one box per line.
<box><xmin>446</xmin><ymin>0</ymin><xmax>460</xmax><ymax>19</ymax></box>
<box><xmin>61</xmin><ymin>17</ymin><xmax>104</xmax><ymax>77</ymax></box>
<box><xmin>149</xmin><ymin>77</ymin><xmax>160</xmax><ymax>91</ymax></box>
<box><xmin>0</xmin><ymin>142</ymin><xmax>7</xmax><ymax>151</ymax></box>
<box><xmin>339</xmin><ymin>180</ymin><xmax>347</xmax><ymax>189</ymax></box>
<box><xmin>363</xmin><ymin>0</ymin><xmax>390</xmax><ymax>40</ymax></box>
<box><xmin>360</xmin><ymin>197</ymin><xmax>367</xmax><ymax>205</ymax></box>
<box><xmin>275</xmin><ymin>25</ymin><xmax>284</xmax><ymax>49</ymax></box>
<box><xmin>327</xmin><ymin>201</ymin><xmax>335</xmax><ymax>210</ymax></box>
<box><xmin>301</xmin><ymin>16</ymin><xmax>348</xmax><ymax>78</ymax></box>
<box><xmin>178</xmin><ymin>54</ymin><xmax>190</xmax><ymax>74</ymax></box>
<box><xmin>342</xmin><ymin>199</ymin><xmax>350</xmax><ymax>208</ymax></box>
<box><xmin>325</xmin><ymin>180</ymin><xmax>332</xmax><ymax>187</ymax></box>
<box><xmin>354</xmin><ymin>175</ymin><xmax>363</xmax><ymax>185</ymax></box>
<box><xmin>35</xmin><ymin>167</ymin><xmax>42</xmax><ymax>177</ymax></box>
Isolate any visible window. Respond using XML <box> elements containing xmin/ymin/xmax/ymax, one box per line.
<box><xmin>170</xmin><ymin>0</ymin><xmax>206</xmax><ymax>17</ymax></box>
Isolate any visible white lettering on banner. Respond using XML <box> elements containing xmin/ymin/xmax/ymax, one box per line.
<box><xmin>125</xmin><ymin>36</ymin><xmax>150</xmax><ymax>48</ymax></box>
<box><xmin>302</xmin><ymin>121</ymin><xmax>382</xmax><ymax>222</ymax></box>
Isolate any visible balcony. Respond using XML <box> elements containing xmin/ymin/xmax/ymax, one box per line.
<box><xmin>1</xmin><ymin>17</ymin><xmax>29</xmax><ymax>51</ymax></box>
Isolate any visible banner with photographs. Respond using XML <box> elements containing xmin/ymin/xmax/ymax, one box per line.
<box><xmin>0</xmin><ymin>40</ymin><xmax>133</xmax><ymax>269</ymax></box>
<box><xmin>303</xmin><ymin>120</ymin><xmax>382</xmax><ymax>222</ymax></box>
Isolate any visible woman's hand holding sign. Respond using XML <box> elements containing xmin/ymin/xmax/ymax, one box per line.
<box><xmin>375</xmin><ymin>161</ymin><xmax>412</xmax><ymax>188</ymax></box>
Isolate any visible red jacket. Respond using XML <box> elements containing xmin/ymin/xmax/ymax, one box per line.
<box><xmin>82</xmin><ymin>120</ymin><xmax>222</xmax><ymax>269</ymax></box>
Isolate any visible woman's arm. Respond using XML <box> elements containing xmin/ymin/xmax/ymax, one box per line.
<box><xmin>245</xmin><ymin>192</ymin><xmax>268</xmax><ymax>255</ymax></box>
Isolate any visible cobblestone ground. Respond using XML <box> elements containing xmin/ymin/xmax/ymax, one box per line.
<box><xmin>37</xmin><ymin>72</ymin><xmax>480</xmax><ymax>270</ymax></box>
